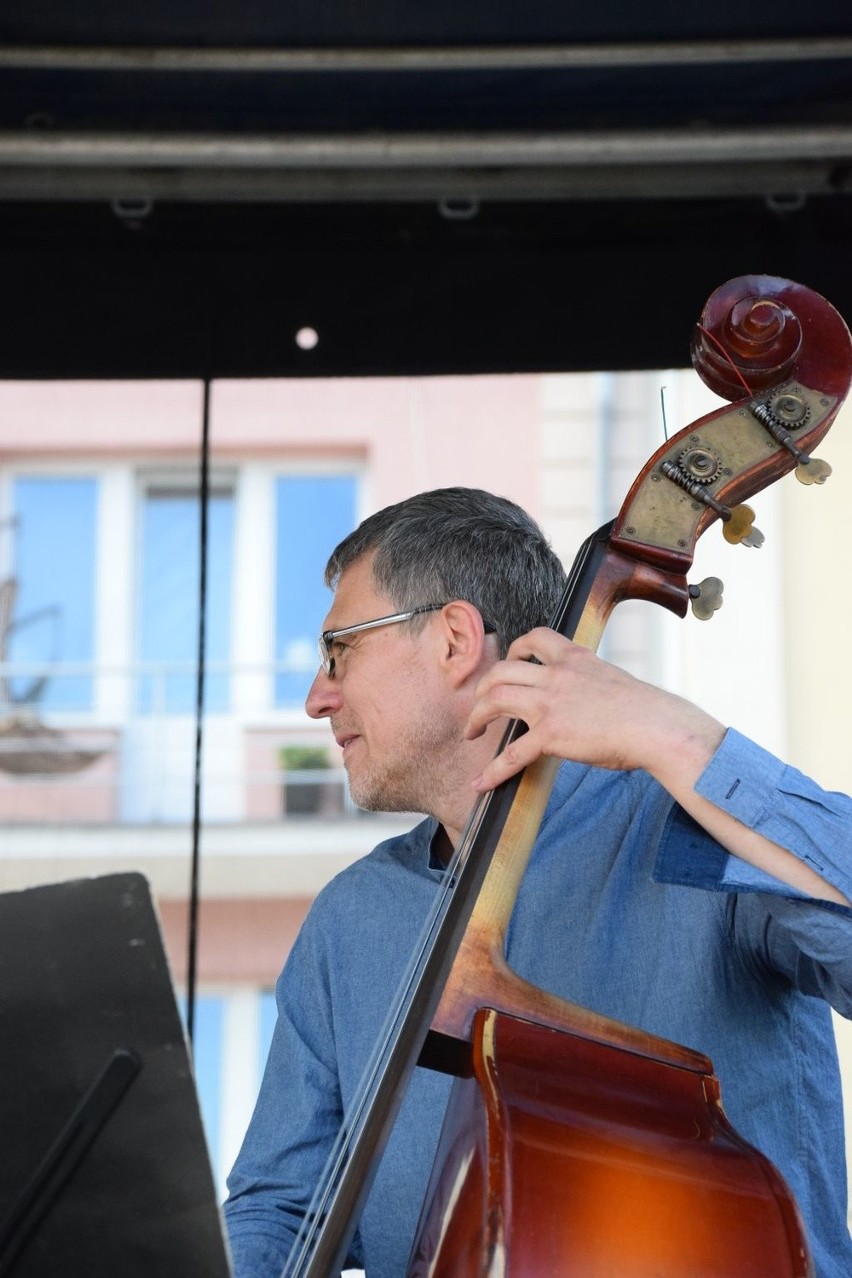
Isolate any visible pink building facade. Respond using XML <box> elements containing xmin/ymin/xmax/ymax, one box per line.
<box><xmin>2</xmin><ymin>370</ymin><xmax>848</xmax><ymax>1198</ymax></box>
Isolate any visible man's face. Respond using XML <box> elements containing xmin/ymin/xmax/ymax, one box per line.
<box><xmin>305</xmin><ymin>555</ymin><xmax>458</xmax><ymax>817</ymax></box>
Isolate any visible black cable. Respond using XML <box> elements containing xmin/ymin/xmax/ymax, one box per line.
<box><xmin>187</xmin><ymin>379</ymin><xmax>211</xmax><ymax>1046</ymax></box>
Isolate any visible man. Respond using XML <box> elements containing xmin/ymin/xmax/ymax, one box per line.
<box><xmin>224</xmin><ymin>487</ymin><xmax>852</xmax><ymax>1277</ymax></box>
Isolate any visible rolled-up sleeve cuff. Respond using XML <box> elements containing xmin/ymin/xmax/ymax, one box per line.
<box><xmin>654</xmin><ymin>728</ymin><xmax>852</xmax><ymax>913</ymax></box>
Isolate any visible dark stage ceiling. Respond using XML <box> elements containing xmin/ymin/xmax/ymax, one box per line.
<box><xmin>1</xmin><ymin>5</ymin><xmax>852</xmax><ymax>378</ymax></box>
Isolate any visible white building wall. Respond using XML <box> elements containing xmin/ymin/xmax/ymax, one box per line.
<box><xmin>783</xmin><ymin>395</ymin><xmax>852</xmax><ymax>1210</ymax></box>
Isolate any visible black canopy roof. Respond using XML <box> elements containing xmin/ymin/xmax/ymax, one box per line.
<box><xmin>2</xmin><ymin>4</ymin><xmax>851</xmax><ymax>377</ymax></box>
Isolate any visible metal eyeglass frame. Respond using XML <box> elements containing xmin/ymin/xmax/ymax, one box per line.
<box><xmin>318</xmin><ymin>604</ymin><xmax>446</xmax><ymax>678</ymax></box>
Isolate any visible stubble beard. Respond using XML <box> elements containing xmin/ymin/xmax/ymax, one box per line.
<box><xmin>344</xmin><ymin>708</ymin><xmax>460</xmax><ymax>819</ymax></box>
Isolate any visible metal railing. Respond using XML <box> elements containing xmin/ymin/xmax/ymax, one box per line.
<box><xmin>0</xmin><ymin>657</ymin><xmax>374</xmax><ymax>826</ymax></box>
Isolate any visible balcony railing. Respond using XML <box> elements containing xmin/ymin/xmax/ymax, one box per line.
<box><xmin>0</xmin><ymin>657</ymin><xmax>376</xmax><ymax>826</ymax></box>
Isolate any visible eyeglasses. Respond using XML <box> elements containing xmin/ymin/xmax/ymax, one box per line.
<box><xmin>318</xmin><ymin>605</ymin><xmax>446</xmax><ymax>678</ymax></box>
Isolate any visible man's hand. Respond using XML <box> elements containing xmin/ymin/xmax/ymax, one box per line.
<box><xmin>466</xmin><ymin>628</ymin><xmax>723</xmax><ymax>794</ymax></box>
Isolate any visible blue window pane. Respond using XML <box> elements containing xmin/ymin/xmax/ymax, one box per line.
<box><xmin>9</xmin><ymin>476</ymin><xmax>97</xmax><ymax>712</ymax></box>
<box><xmin>138</xmin><ymin>488</ymin><xmax>234</xmax><ymax>714</ymax></box>
<box><xmin>258</xmin><ymin>988</ymin><xmax>277</xmax><ymax>1082</ymax></box>
<box><xmin>275</xmin><ymin>475</ymin><xmax>356</xmax><ymax>706</ymax></box>
<box><xmin>179</xmin><ymin>994</ymin><xmax>224</xmax><ymax>1172</ymax></box>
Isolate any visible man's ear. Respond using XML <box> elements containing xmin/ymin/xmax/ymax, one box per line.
<box><xmin>436</xmin><ymin>601</ymin><xmax>494</xmax><ymax>687</ymax></box>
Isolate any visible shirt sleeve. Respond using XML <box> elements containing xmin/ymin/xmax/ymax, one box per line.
<box><xmin>653</xmin><ymin>727</ymin><xmax>852</xmax><ymax>1014</ymax></box>
<box><xmin>656</xmin><ymin>727</ymin><xmax>852</xmax><ymax>908</ymax></box>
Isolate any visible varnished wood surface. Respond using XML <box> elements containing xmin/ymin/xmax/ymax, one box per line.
<box><xmin>410</xmin><ymin>1009</ymin><xmax>812</xmax><ymax>1278</ymax></box>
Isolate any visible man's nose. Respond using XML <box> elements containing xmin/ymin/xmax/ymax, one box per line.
<box><xmin>305</xmin><ymin>668</ymin><xmax>341</xmax><ymax>719</ymax></box>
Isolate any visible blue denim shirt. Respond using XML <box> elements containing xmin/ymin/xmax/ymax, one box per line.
<box><xmin>224</xmin><ymin>730</ymin><xmax>852</xmax><ymax>1278</ymax></box>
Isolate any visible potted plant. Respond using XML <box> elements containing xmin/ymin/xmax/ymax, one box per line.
<box><xmin>279</xmin><ymin>744</ymin><xmax>342</xmax><ymax>816</ymax></box>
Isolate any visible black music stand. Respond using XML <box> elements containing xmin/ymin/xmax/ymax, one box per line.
<box><xmin>0</xmin><ymin>873</ymin><xmax>233</xmax><ymax>1277</ymax></box>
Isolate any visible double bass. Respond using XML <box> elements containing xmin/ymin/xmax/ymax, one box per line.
<box><xmin>285</xmin><ymin>275</ymin><xmax>852</xmax><ymax>1277</ymax></box>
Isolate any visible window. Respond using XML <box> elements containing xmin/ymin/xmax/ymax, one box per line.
<box><xmin>182</xmin><ymin>987</ymin><xmax>279</xmax><ymax>1196</ymax></box>
<box><xmin>137</xmin><ymin>479</ymin><xmax>235</xmax><ymax>714</ymax></box>
<box><xmin>258</xmin><ymin>988</ymin><xmax>277</xmax><ymax>1076</ymax></box>
<box><xmin>275</xmin><ymin>474</ymin><xmax>357</xmax><ymax>706</ymax></box>
<box><xmin>190</xmin><ymin>994</ymin><xmax>225</xmax><ymax>1173</ymax></box>
<box><xmin>8</xmin><ymin>475</ymin><xmax>98</xmax><ymax>712</ymax></box>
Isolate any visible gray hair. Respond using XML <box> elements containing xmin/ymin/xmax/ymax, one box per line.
<box><xmin>324</xmin><ymin>488</ymin><xmax>567</xmax><ymax>656</ymax></box>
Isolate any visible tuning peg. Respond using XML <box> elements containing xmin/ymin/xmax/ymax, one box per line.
<box><xmin>689</xmin><ymin>576</ymin><xmax>724</xmax><ymax>620</ymax></box>
<box><xmin>795</xmin><ymin>456</ymin><xmax>832</xmax><ymax>485</ymax></box>
<box><xmin>722</xmin><ymin>504</ymin><xmax>765</xmax><ymax>548</ymax></box>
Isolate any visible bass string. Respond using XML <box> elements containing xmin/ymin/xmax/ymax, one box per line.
<box><xmin>283</xmin><ymin>784</ymin><xmax>496</xmax><ymax>1274</ymax></box>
